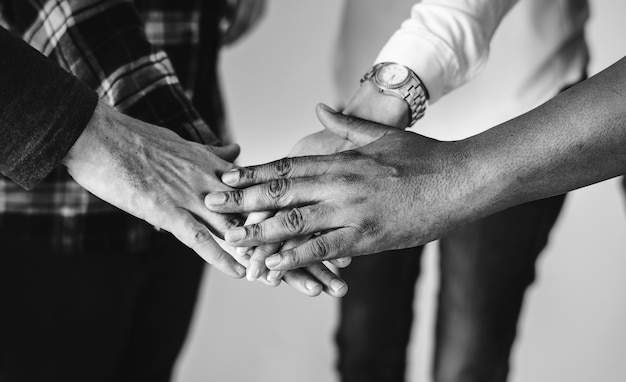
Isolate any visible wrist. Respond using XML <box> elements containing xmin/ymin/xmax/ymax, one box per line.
<box><xmin>344</xmin><ymin>81</ymin><xmax>410</xmax><ymax>128</ymax></box>
<box><xmin>453</xmin><ymin>134</ymin><xmax>513</xmax><ymax>220</ymax></box>
<box><xmin>62</xmin><ymin>101</ymin><xmax>110</xmax><ymax>170</ymax></box>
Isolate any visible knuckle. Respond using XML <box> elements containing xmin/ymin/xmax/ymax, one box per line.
<box><xmin>248</xmin><ymin>223</ymin><xmax>264</xmax><ymax>240</ymax></box>
<box><xmin>225</xmin><ymin>190</ymin><xmax>244</xmax><ymax>205</ymax></box>
<box><xmin>282</xmin><ymin>207</ymin><xmax>305</xmax><ymax>234</ymax></box>
<box><xmin>190</xmin><ymin>225</ymin><xmax>212</xmax><ymax>245</ymax></box>
<box><xmin>209</xmin><ymin>249</ymin><xmax>226</xmax><ymax>265</ymax></box>
<box><xmin>355</xmin><ymin>219</ymin><xmax>380</xmax><ymax>237</ymax></box>
<box><xmin>309</xmin><ymin>237</ymin><xmax>331</xmax><ymax>260</ymax></box>
<box><xmin>239</xmin><ymin>167</ymin><xmax>257</xmax><ymax>183</ymax></box>
<box><xmin>281</xmin><ymin>250</ymin><xmax>298</xmax><ymax>267</ymax></box>
<box><xmin>273</xmin><ymin>158</ymin><xmax>295</xmax><ymax>178</ymax></box>
<box><xmin>266</xmin><ymin>178</ymin><xmax>290</xmax><ymax>204</ymax></box>
<box><xmin>225</xmin><ymin>215</ymin><xmax>245</xmax><ymax>230</ymax></box>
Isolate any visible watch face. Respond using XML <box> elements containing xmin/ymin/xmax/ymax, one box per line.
<box><xmin>376</xmin><ymin>63</ymin><xmax>410</xmax><ymax>88</ymax></box>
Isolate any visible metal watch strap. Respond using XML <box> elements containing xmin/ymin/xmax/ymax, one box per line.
<box><xmin>361</xmin><ymin>63</ymin><xmax>428</xmax><ymax>127</ymax></box>
<box><xmin>404</xmin><ymin>80</ymin><xmax>427</xmax><ymax>126</ymax></box>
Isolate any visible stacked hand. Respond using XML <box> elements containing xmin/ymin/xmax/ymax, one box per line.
<box><xmin>221</xmin><ymin>82</ymin><xmax>414</xmax><ymax>288</ymax></box>
<box><xmin>232</xmin><ymin>129</ymin><xmax>355</xmax><ymax>297</ymax></box>
<box><xmin>205</xmin><ymin>104</ymin><xmax>487</xmax><ymax>271</ymax></box>
<box><xmin>63</xmin><ymin>102</ymin><xmax>348</xmax><ymax>297</ymax></box>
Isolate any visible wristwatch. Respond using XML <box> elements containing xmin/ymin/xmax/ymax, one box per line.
<box><xmin>361</xmin><ymin>62</ymin><xmax>428</xmax><ymax>127</ymax></box>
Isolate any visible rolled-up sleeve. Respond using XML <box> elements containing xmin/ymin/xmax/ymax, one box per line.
<box><xmin>375</xmin><ymin>0</ymin><xmax>518</xmax><ymax>102</ymax></box>
<box><xmin>0</xmin><ymin>27</ymin><xmax>97</xmax><ymax>189</ymax></box>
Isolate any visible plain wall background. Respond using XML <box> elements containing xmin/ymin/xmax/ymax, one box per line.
<box><xmin>176</xmin><ymin>2</ymin><xmax>626</xmax><ymax>381</ymax></box>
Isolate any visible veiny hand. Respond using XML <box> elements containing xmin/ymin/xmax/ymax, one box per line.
<box><xmin>205</xmin><ymin>104</ymin><xmax>487</xmax><ymax>271</ymax></box>
<box><xmin>63</xmin><ymin>102</ymin><xmax>247</xmax><ymax>278</ymax></box>
<box><xmin>238</xmin><ymin>78</ymin><xmax>412</xmax><ymax>278</ymax></box>
<box><xmin>222</xmin><ymin>0</ymin><xmax>266</xmax><ymax>45</ymax></box>
<box><xmin>236</xmin><ymin>130</ymin><xmax>353</xmax><ymax>297</ymax></box>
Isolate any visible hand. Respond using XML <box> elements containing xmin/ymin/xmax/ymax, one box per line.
<box><xmin>237</xmin><ymin>77</ymin><xmax>411</xmax><ymax>274</ymax></box>
<box><xmin>232</xmin><ymin>227</ymin><xmax>349</xmax><ymax>298</ymax></box>
<box><xmin>63</xmin><ymin>102</ymin><xmax>247</xmax><ymax>278</ymax></box>
<box><xmin>222</xmin><ymin>0</ymin><xmax>266</xmax><ymax>45</ymax></box>
<box><xmin>236</xmin><ymin>130</ymin><xmax>353</xmax><ymax>297</ymax></box>
<box><xmin>205</xmin><ymin>104</ymin><xmax>483</xmax><ymax>271</ymax></box>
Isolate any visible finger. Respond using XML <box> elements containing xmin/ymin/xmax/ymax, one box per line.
<box><xmin>305</xmin><ymin>263</ymin><xmax>348</xmax><ymax>297</ymax></box>
<box><xmin>211</xmin><ymin>143</ymin><xmax>241</xmax><ymax>163</ymax></box>
<box><xmin>329</xmin><ymin>256</ymin><xmax>352</xmax><ymax>268</ymax></box>
<box><xmin>280</xmin><ymin>235</ymin><xmax>348</xmax><ymax>297</ymax></box>
<box><xmin>195</xmin><ymin>208</ymin><xmax>244</xmax><ymax>240</ymax></box>
<box><xmin>316</xmin><ymin>103</ymin><xmax>398</xmax><ymax>146</ymax></box>
<box><xmin>205</xmin><ymin>176</ymin><xmax>338</xmax><ymax>214</ymax></box>
<box><xmin>281</xmin><ymin>269</ymin><xmax>323</xmax><ymax>297</ymax></box>
<box><xmin>266</xmin><ymin>269</ymin><xmax>284</xmax><ymax>282</ymax></box>
<box><xmin>170</xmin><ymin>208</ymin><xmax>246</xmax><ymax>278</ymax></box>
<box><xmin>223</xmin><ymin>204</ymin><xmax>341</xmax><ymax>247</ymax></box>
<box><xmin>265</xmin><ymin>227</ymin><xmax>361</xmax><ymax>271</ymax></box>
<box><xmin>238</xmin><ymin>210</ymin><xmax>276</xmax><ymax>257</ymax></box>
<box><xmin>219</xmin><ymin>155</ymin><xmax>335</xmax><ymax>188</ymax></box>
<box><xmin>246</xmin><ymin>241</ymin><xmax>281</xmax><ymax>281</ymax></box>
<box><xmin>256</xmin><ymin>270</ymin><xmax>282</xmax><ymax>288</ymax></box>
<box><xmin>266</xmin><ymin>233</ymin><xmax>307</xmax><ymax>282</ymax></box>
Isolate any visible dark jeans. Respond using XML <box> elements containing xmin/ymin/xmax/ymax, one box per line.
<box><xmin>0</xmin><ymin>231</ymin><xmax>204</xmax><ymax>382</ymax></box>
<box><xmin>336</xmin><ymin>194</ymin><xmax>566</xmax><ymax>382</ymax></box>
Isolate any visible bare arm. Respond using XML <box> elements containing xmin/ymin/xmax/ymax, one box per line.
<box><xmin>205</xmin><ymin>56</ymin><xmax>626</xmax><ymax>270</ymax></box>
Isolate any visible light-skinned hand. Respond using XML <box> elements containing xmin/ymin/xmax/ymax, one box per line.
<box><xmin>63</xmin><ymin>102</ymin><xmax>247</xmax><ymax>278</ymax></box>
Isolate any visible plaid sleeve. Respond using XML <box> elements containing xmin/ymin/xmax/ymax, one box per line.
<box><xmin>18</xmin><ymin>0</ymin><xmax>219</xmax><ymax>144</ymax></box>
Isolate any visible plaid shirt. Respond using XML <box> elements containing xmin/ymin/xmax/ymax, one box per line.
<box><xmin>0</xmin><ymin>0</ymin><xmax>227</xmax><ymax>254</ymax></box>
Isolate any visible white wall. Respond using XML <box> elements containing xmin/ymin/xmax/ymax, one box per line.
<box><xmin>176</xmin><ymin>2</ymin><xmax>626</xmax><ymax>381</ymax></box>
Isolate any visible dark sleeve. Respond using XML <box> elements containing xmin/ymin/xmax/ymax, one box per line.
<box><xmin>0</xmin><ymin>26</ymin><xmax>98</xmax><ymax>189</ymax></box>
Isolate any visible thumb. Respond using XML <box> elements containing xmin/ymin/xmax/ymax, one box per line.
<box><xmin>315</xmin><ymin>103</ymin><xmax>398</xmax><ymax>147</ymax></box>
<box><xmin>211</xmin><ymin>143</ymin><xmax>241</xmax><ymax>162</ymax></box>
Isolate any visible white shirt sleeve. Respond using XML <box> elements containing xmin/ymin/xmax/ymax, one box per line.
<box><xmin>375</xmin><ymin>0</ymin><xmax>519</xmax><ymax>102</ymax></box>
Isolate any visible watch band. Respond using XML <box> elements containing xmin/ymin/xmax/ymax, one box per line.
<box><xmin>361</xmin><ymin>63</ymin><xmax>428</xmax><ymax>127</ymax></box>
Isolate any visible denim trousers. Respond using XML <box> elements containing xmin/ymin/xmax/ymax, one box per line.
<box><xmin>336</xmin><ymin>194</ymin><xmax>567</xmax><ymax>382</ymax></box>
<box><xmin>0</xmin><ymin>231</ymin><xmax>204</xmax><ymax>382</ymax></box>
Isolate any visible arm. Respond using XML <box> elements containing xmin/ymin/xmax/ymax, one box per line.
<box><xmin>11</xmin><ymin>0</ymin><xmax>218</xmax><ymax>144</ymax></box>
<box><xmin>0</xmin><ymin>26</ymin><xmax>97</xmax><ymax>189</ymax></box>
<box><xmin>4</xmin><ymin>1</ymin><xmax>347</xmax><ymax>294</ymax></box>
<box><xmin>347</xmin><ymin>0</ymin><xmax>519</xmax><ymax>126</ymax></box>
<box><xmin>0</xmin><ymin>26</ymin><xmax>246</xmax><ymax>276</ymax></box>
<box><xmin>292</xmin><ymin>0</ymin><xmax>521</xmax><ymax>158</ymax></box>
<box><xmin>204</xmin><ymin>56</ymin><xmax>626</xmax><ymax>269</ymax></box>
<box><xmin>255</xmin><ymin>0</ymin><xmax>520</xmax><ymax>276</ymax></box>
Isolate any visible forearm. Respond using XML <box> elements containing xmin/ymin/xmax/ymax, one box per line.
<box><xmin>344</xmin><ymin>0</ymin><xmax>518</xmax><ymax>128</ymax></box>
<box><xmin>10</xmin><ymin>0</ymin><xmax>217</xmax><ymax>144</ymax></box>
<box><xmin>466</xmin><ymin>56</ymin><xmax>626</xmax><ymax>216</ymax></box>
<box><xmin>377</xmin><ymin>0</ymin><xmax>518</xmax><ymax>102</ymax></box>
<box><xmin>0</xmin><ymin>27</ymin><xmax>97</xmax><ymax>189</ymax></box>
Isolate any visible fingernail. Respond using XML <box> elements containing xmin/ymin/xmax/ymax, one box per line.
<box><xmin>205</xmin><ymin>192</ymin><xmax>227</xmax><ymax>206</ymax></box>
<box><xmin>234</xmin><ymin>264</ymin><xmax>246</xmax><ymax>278</ymax></box>
<box><xmin>246</xmin><ymin>265</ymin><xmax>262</xmax><ymax>281</ymax></box>
<box><xmin>236</xmin><ymin>247</ymin><xmax>250</xmax><ymax>256</ymax></box>
<box><xmin>222</xmin><ymin>170</ymin><xmax>240</xmax><ymax>185</ymax></box>
<box><xmin>267</xmin><ymin>270</ymin><xmax>283</xmax><ymax>282</ymax></box>
<box><xmin>331</xmin><ymin>279</ymin><xmax>347</xmax><ymax>294</ymax></box>
<box><xmin>305</xmin><ymin>279</ymin><xmax>321</xmax><ymax>293</ymax></box>
<box><xmin>265</xmin><ymin>255</ymin><xmax>281</xmax><ymax>269</ymax></box>
<box><xmin>319</xmin><ymin>103</ymin><xmax>337</xmax><ymax>113</ymax></box>
<box><xmin>225</xmin><ymin>227</ymin><xmax>246</xmax><ymax>243</ymax></box>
